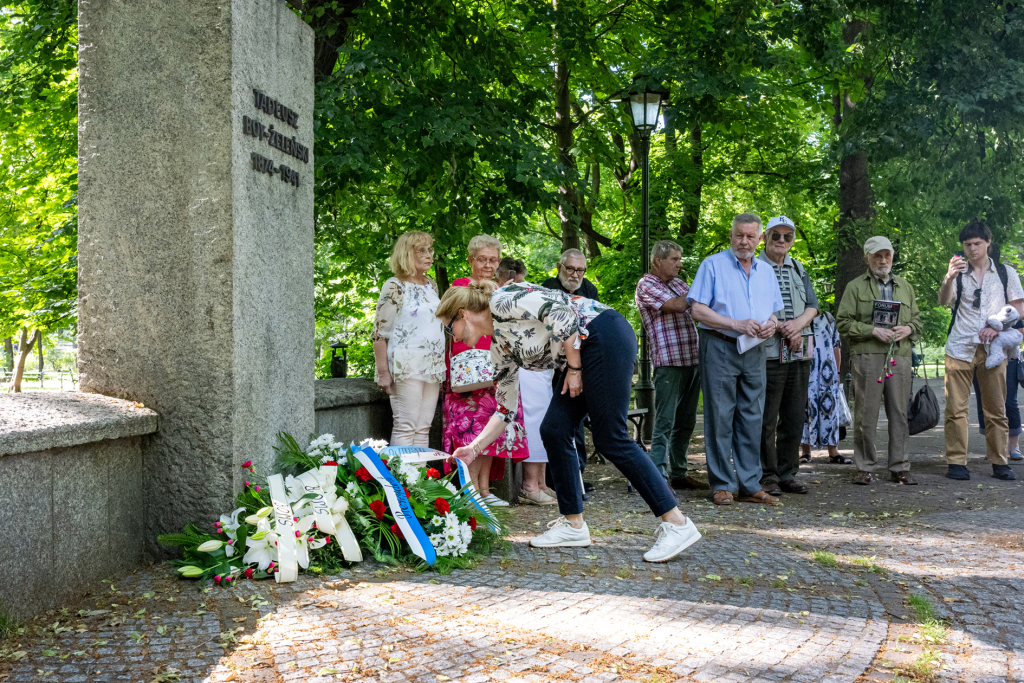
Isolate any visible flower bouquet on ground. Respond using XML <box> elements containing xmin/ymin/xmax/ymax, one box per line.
<box><xmin>158</xmin><ymin>433</ymin><xmax>505</xmax><ymax>584</ymax></box>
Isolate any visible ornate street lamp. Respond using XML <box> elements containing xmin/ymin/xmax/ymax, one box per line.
<box><xmin>623</xmin><ymin>82</ymin><xmax>666</xmax><ymax>442</ymax></box>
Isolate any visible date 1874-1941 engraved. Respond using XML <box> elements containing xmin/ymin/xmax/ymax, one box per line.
<box><xmin>252</xmin><ymin>152</ymin><xmax>300</xmax><ymax>187</ymax></box>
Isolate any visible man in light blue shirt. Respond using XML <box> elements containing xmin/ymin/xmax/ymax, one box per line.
<box><xmin>688</xmin><ymin>213</ymin><xmax>783</xmax><ymax>506</ymax></box>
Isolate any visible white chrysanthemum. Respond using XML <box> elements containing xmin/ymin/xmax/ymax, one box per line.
<box><xmin>398</xmin><ymin>461</ymin><xmax>420</xmax><ymax>485</ymax></box>
<box><xmin>442</xmin><ymin>481</ymin><xmax>459</xmax><ymax>495</ymax></box>
<box><xmin>430</xmin><ymin>515</ymin><xmax>444</xmax><ymax>527</ymax></box>
<box><xmin>359</xmin><ymin>437</ymin><xmax>389</xmax><ymax>451</ymax></box>
<box><xmin>460</xmin><ymin>522</ymin><xmax>473</xmax><ymax>545</ymax></box>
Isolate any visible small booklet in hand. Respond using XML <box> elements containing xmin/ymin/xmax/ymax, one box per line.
<box><xmin>779</xmin><ymin>333</ymin><xmax>814</xmax><ymax>363</ymax></box>
<box><xmin>872</xmin><ymin>300</ymin><xmax>901</xmax><ymax>328</ymax></box>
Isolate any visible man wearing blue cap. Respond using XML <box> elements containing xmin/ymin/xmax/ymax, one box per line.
<box><xmin>757</xmin><ymin>216</ymin><xmax>819</xmax><ymax>495</ymax></box>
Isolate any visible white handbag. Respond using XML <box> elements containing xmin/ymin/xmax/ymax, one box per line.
<box><xmin>450</xmin><ymin>349</ymin><xmax>494</xmax><ymax>393</ymax></box>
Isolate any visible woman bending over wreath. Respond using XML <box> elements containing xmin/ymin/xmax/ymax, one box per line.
<box><xmin>436</xmin><ymin>280</ymin><xmax>702</xmax><ymax>563</ymax></box>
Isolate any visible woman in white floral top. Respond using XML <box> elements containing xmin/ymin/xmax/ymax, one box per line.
<box><xmin>372</xmin><ymin>231</ymin><xmax>446</xmax><ymax>447</ymax></box>
<box><xmin>435</xmin><ymin>280</ymin><xmax>703</xmax><ymax>564</ymax></box>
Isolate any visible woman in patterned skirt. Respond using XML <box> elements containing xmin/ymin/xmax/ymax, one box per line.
<box><xmin>801</xmin><ymin>312</ymin><xmax>852</xmax><ymax>464</ymax></box>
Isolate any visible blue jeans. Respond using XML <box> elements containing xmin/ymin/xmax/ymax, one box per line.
<box><xmin>973</xmin><ymin>357</ymin><xmax>1022</xmax><ymax>437</ymax></box>
<box><xmin>541</xmin><ymin>311</ymin><xmax>677</xmax><ymax>517</ymax></box>
<box><xmin>699</xmin><ymin>332</ymin><xmax>768</xmax><ymax>496</ymax></box>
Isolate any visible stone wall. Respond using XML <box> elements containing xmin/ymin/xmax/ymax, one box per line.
<box><xmin>313</xmin><ymin>378</ymin><xmax>444</xmax><ymax>449</ymax></box>
<box><xmin>0</xmin><ymin>393</ymin><xmax>158</xmax><ymax>619</ymax></box>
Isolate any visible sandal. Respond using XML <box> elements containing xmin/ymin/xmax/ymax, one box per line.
<box><xmin>828</xmin><ymin>454</ymin><xmax>853</xmax><ymax>465</ymax></box>
<box><xmin>737</xmin><ymin>490</ymin><xmax>777</xmax><ymax>505</ymax></box>
<box><xmin>799</xmin><ymin>454</ymin><xmax>812</xmax><ymax>463</ymax></box>
<box><xmin>712</xmin><ymin>490</ymin><xmax>733</xmax><ymax>506</ymax></box>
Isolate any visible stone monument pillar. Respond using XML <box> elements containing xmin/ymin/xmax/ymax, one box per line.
<box><xmin>78</xmin><ymin>0</ymin><xmax>315</xmax><ymax>544</ymax></box>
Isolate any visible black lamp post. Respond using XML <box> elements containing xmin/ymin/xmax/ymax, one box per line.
<box><xmin>623</xmin><ymin>84</ymin><xmax>665</xmax><ymax>442</ymax></box>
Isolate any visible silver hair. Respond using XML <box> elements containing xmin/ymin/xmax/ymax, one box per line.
<box><xmin>651</xmin><ymin>240</ymin><xmax>683</xmax><ymax>261</ymax></box>
<box><xmin>558</xmin><ymin>248</ymin><xmax>586</xmax><ymax>265</ymax></box>
<box><xmin>467</xmin><ymin>234</ymin><xmax>502</xmax><ymax>259</ymax></box>
<box><xmin>731</xmin><ymin>213</ymin><xmax>763</xmax><ymax>232</ymax></box>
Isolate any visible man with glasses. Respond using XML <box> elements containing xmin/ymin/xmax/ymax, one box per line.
<box><xmin>756</xmin><ymin>217</ymin><xmax>819</xmax><ymax>496</ymax></box>
<box><xmin>938</xmin><ymin>221</ymin><xmax>1024</xmax><ymax>481</ymax></box>
<box><xmin>837</xmin><ymin>237</ymin><xmax>922</xmax><ymax>486</ymax></box>
<box><xmin>543</xmin><ymin>249</ymin><xmax>599</xmax><ymax>300</ymax></box>
<box><xmin>543</xmin><ymin>249</ymin><xmax>599</xmax><ymax>490</ymax></box>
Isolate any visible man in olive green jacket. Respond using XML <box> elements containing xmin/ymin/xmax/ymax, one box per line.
<box><xmin>836</xmin><ymin>237</ymin><xmax>922</xmax><ymax>486</ymax></box>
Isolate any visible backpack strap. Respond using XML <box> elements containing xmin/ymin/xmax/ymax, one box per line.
<box><xmin>996</xmin><ymin>262</ymin><xmax>1024</xmax><ymax>329</ymax></box>
<box><xmin>947</xmin><ymin>272</ymin><xmax>963</xmax><ymax>335</ymax></box>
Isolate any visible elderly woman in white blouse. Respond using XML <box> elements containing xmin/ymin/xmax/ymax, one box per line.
<box><xmin>436</xmin><ymin>280</ymin><xmax>702</xmax><ymax>563</ymax></box>
<box><xmin>372</xmin><ymin>231</ymin><xmax>446</xmax><ymax>447</ymax></box>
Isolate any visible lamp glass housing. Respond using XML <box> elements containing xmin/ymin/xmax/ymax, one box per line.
<box><xmin>628</xmin><ymin>91</ymin><xmax>663</xmax><ymax>134</ymax></box>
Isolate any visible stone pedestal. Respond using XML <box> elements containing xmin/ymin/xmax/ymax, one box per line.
<box><xmin>78</xmin><ymin>0</ymin><xmax>315</xmax><ymax>545</ymax></box>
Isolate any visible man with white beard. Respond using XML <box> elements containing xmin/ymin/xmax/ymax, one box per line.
<box><xmin>688</xmin><ymin>214</ymin><xmax>784</xmax><ymax>506</ymax></box>
<box><xmin>836</xmin><ymin>236</ymin><xmax>922</xmax><ymax>486</ymax></box>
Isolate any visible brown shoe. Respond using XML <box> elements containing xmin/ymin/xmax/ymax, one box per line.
<box><xmin>890</xmin><ymin>470</ymin><xmax>918</xmax><ymax>485</ymax></box>
<box><xmin>671</xmin><ymin>475</ymin><xmax>710</xmax><ymax>490</ymax></box>
<box><xmin>852</xmin><ymin>470</ymin><xmax>874</xmax><ymax>485</ymax></box>
<box><xmin>779</xmin><ymin>480</ymin><xmax>809</xmax><ymax>494</ymax></box>
<box><xmin>737</xmin><ymin>489</ymin><xmax>777</xmax><ymax>505</ymax></box>
<box><xmin>712</xmin><ymin>490</ymin><xmax>734</xmax><ymax>506</ymax></box>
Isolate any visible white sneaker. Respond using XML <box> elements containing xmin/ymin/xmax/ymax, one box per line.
<box><xmin>529</xmin><ymin>517</ymin><xmax>591</xmax><ymax>548</ymax></box>
<box><xmin>643</xmin><ymin>518</ymin><xmax>701</xmax><ymax>563</ymax></box>
<box><xmin>482</xmin><ymin>493</ymin><xmax>510</xmax><ymax>507</ymax></box>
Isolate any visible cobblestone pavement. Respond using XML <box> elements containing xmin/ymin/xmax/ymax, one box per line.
<box><xmin>3</xmin><ymin>385</ymin><xmax>1023</xmax><ymax>683</ymax></box>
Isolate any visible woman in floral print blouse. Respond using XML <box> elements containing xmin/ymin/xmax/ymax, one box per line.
<box><xmin>372</xmin><ymin>231</ymin><xmax>446</xmax><ymax>447</ymax></box>
<box><xmin>435</xmin><ymin>280</ymin><xmax>703</xmax><ymax>564</ymax></box>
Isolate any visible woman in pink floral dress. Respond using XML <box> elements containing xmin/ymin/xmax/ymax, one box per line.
<box><xmin>444</xmin><ymin>234</ymin><xmax>528</xmax><ymax>506</ymax></box>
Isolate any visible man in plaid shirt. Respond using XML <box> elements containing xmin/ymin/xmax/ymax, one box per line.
<box><xmin>636</xmin><ymin>240</ymin><xmax>708</xmax><ymax>490</ymax></box>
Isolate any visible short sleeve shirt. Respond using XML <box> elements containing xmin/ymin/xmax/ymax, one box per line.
<box><xmin>635</xmin><ymin>274</ymin><xmax>699</xmax><ymax>367</ymax></box>
<box><xmin>946</xmin><ymin>258</ymin><xmax>1024</xmax><ymax>362</ymax></box>
<box><xmin>489</xmin><ymin>283</ymin><xmax>610</xmax><ymax>423</ymax></box>
<box><xmin>686</xmin><ymin>249</ymin><xmax>785</xmax><ymax>337</ymax></box>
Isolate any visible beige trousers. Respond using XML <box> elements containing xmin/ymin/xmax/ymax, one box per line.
<box><xmin>390</xmin><ymin>378</ymin><xmax>440</xmax><ymax>447</ymax></box>
<box><xmin>944</xmin><ymin>347</ymin><xmax>1008</xmax><ymax>466</ymax></box>
<box><xmin>852</xmin><ymin>354</ymin><xmax>912</xmax><ymax>472</ymax></box>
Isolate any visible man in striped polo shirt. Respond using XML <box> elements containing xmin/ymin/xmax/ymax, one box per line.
<box><xmin>757</xmin><ymin>216</ymin><xmax>819</xmax><ymax>496</ymax></box>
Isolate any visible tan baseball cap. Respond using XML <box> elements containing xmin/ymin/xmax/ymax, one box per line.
<box><xmin>863</xmin><ymin>236</ymin><xmax>894</xmax><ymax>255</ymax></box>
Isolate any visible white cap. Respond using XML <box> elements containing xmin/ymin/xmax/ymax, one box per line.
<box><xmin>765</xmin><ymin>215</ymin><xmax>795</xmax><ymax>231</ymax></box>
<box><xmin>863</xmin><ymin>236</ymin><xmax>894</xmax><ymax>255</ymax></box>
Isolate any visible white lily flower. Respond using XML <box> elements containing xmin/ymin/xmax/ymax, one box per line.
<box><xmin>218</xmin><ymin>507</ymin><xmax>246</xmax><ymax>541</ymax></box>
<box><xmin>293</xmin><ymin>515</ymin><xmax>317</xmax><ymax>569</ymax></box>
<box><xmin>197</xmin><ymin>540</ymin><xmax>223</xmax><ymax>553</ymax></box>
<box><xmin>243</xmin><ymin>528</ymin><xmax>279</xmax><ymax>570</ymax></box>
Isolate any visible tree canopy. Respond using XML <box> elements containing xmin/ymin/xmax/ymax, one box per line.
<box><xmin>3</xmin><ymin>0</ymin><xmax>1023</xmax><ymax>378</ymax></box>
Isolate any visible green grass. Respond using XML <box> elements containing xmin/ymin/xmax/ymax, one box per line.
<box><xmin>0</xmin><ymin>602</ymin><xmax>19</xmax><ymax>640</ymax></box>
<box><xmin>892</xmin><ymin>650</ymin><xmax>941</xmax><ymax>683</ymax></box>
<box><xmin>734</xmin><ymin>576</ymin><xmax>753</xmax><ymax>587</ymax></box>
<box><xmin>908</xmin><ymin>594</ymin><xmax>937</xmax><ymax>622</ymax></box>
<box><xmin>615</xmin><ymin>567</ymin><xmax>634</xmax><ymax>580</ymax></box>
<box><xmin>906</xmin><ymin>595</ymin><xmax>949</xmax><ymax>644</ymax></box>
<box><xmin>812</xmin><ymin>550</ymin><xmax>838</xmax><ymax>567</ymax></box>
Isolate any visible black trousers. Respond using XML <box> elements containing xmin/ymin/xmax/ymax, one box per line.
<box><xmin>760</xmin><ymin>359</ymin><xmax>811</xmax><ymax>485</ymax></box>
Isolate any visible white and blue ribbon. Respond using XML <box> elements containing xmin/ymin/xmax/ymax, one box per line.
<box><xmin>353</xmin><ymin>445</ymin><xmax>437</xmax><ymax>565</ymax></box>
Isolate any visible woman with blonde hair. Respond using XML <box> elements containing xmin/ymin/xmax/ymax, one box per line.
<box><xmin>372</xmin><ymin>231</ymin><xmax>445</xmax><ymax>447</ymax></box>
<box><xmin>437</xmin><ymin>280</ymin><xmax>701</xmax><ymax>563</ymax></box>
<box><xmin>444</xmin><ymin>235</ymin><xmax>528</xmax><ymax>506</ymax></box>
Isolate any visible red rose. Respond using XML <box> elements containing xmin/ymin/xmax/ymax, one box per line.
<box><xmin>403</xmin><ymin>487</ymin><xmax>411</xmax><ymax>498</ymax></box>
<box><xmin>390</xmin><ymin>523</ymin><xmax>404</xmax><ymax>539</ymax></box>
<box><xmin>469</xmin><ymin>516</ymin><xmax>477</xmax><ymax>531</ymax></box>
<box><xmin>426</xmin><ymin>468</ymin><xmax>441</xmax><ymax>480</ymax></box>
<box><xmin>434</xmin><ymin>498</ymin><xmax>450</xmax><ymax>515</ymax></box>
<box><xmin>356</xmin><ymin>467</ymin><xmax>372</xmax><ymax>482</ymax></box>
<box><xmin>381</xmin><ymin>458</ymin><xmax>390</xmax><ymax>470</ymax></box>
<box><xmin>369</xmin><ymin>500</ymin><xmax>386</xmax><ymax>520</ymax></box>
<box><xmin>322</xmin><ymin>460</ymin><xmax>338</xmax><ymax>467</ymax></box>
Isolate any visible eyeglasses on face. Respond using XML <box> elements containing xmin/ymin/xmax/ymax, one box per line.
<box><xmin>561</xmin><ymin>265</ymin><xmax>587</xmax><ymax>276</ymax></box>
<box><xmin>415</xmin><ymin>246</ymin><xmax>434</xmax><ymax>256</ymax></box>
<box><xmin>473</xmin><ymin>256</ymin><xmax>500</xmax><ymax>267</ymax></box>
<box><xmin>972</xmin><ymin>288</ymin><xmax>983</xmax><ymax>309</ymax></box>
<box><xmin>770</xmin><ymin>231</ymin><xmax>794</xmax><ymax>243</ymax></box>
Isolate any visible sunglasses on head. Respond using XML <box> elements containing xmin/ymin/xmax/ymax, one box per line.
<box><xmin>770</xmin><ymin>231</ymin><xmax>794</xmax><ymax>243</ymax></box>
<box><xmin>444</xmin><ymin>313</ymin><xmax>462</xmax><ymax>337</ymax></box>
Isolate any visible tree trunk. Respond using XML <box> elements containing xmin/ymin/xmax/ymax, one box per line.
<box><xmin>307</xmin><ymin>0</ymin><xmax>365</xmax><ymax>83</ymax></box>
<box><xmin>8</xmin><ymin>328</ymin><xmax>40</xmax><ymax>393</ymax></box>
<box><xmin>680</xmin><ymin>123</ymin><xmax>703</xmax><ymax>238</ymax></box>
<box><xmin>435</xmin><ymin>263</ymin><xmax>450</xmax><ymax>296</ymax></box>
<box><xmin>3</xmin><ymin>337</ymin><xmax>12</xmax><ymax>375</ymax></box>
<box><xmin>833</xmin><ymin>19</ymin><xmax>876</xmax><ymax>381</ymax></box>
<box><xmin>37</xmin><ymin>331</ymin><xmax>44</xmax><ymax>386</ymax></box>
<box><xmin>553</xmin><ymin>56</ymin><xmax>581</xmax><ymax>253</ymax></box>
